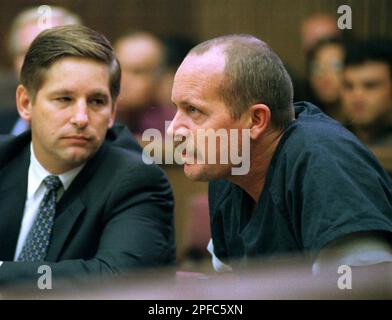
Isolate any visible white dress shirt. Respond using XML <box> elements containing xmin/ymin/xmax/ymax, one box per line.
<box><xmin>13</xmin><ymin>144</ymin><xmax>85</xmax><ymax>261</ymax></box>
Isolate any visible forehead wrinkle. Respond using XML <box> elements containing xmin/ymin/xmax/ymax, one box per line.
<box><xmin>39</xmin><ymin>62</ymin><xmax>110</xmax><ymax>93</ymax></box>
<box><xmin>44</xmin><ymin>84</ymin><xmax>111</xmax><ymax>96</ymax></box>
<box><xmin>172</xmin><ymin>48</ymin><xmax>226</xmax><ymax>107</ymax></box>
<box><xmin>175</xmin><ymin>67</ymin><xmax>224</xmax><ymax>102</ymax></box>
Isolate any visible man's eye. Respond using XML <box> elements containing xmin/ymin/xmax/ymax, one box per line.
<box><xmin>342</xmin><ymin>82</ymin><xmax>353</xmax><ymax>90</ymax></box>
<box><xmin>91</xmin><ymin>99</ymin><xmax>105</xmax><ymax>105</ymax></box>
<box><xmin>189</xmin><ymin>106</ymin><xmax>200</xmax><ymax>114</ymax></box>
<box><xmin>56</xmin><ymin>97</ymin><xmax>71</xmax><ymax>102</ymax></box>
<box><xmin>364</xmin><ymin>82</ymin><xmax>379</xmax><ymax>90</ymax></box>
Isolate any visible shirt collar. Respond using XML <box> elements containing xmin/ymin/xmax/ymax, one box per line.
<box><xmin>27</xmin><ymin>143</ymin><xmax>85</xmax><ymax>199</ymax></box>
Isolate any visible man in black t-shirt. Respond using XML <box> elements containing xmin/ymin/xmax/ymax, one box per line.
<box><xmin>167</xmin><ymin>34</ymin><xmax>392</xmax><ymax>272</ymax></box>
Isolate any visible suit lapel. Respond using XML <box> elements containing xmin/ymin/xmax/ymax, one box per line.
<box><xmin>45</xmin><ymin>198</ymin><xmax>85</xmax><ymax>261</ymax></box>
<box><xmin>46</xmin><ymin>143</ymin><xmax>108</xmax><ymax>261</ymax></box>
<box><xmin>0</xmin><ymin>147</ymin><xmax>29</xmax><ymax>260</ymax></box>
<box><xmin>0</xmin><ymin>132</ymin><xmax>111</xmax><ymax>261</ymax></box>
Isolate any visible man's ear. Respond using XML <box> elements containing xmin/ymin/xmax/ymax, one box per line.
<box><xmin>108</xmin><ymin>100</ymin><xmax>118</xmax><ymax>128</ymax></box>
<box><xmin>16</xmin><ymin>85</ymin><xmax>33</xmax><ymax>121</ymax></box>
<box><xmin>248</xmin><ymin>104</ymin><xmax>271</xmax><ymax>140</ymax></box>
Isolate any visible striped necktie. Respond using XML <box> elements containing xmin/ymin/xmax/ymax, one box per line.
<box><xmin>18</xmin><ymin>175</ymin><xmax>62</xmax><ymax>262</ymax></box>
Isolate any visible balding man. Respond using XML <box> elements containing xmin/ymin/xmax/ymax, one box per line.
<box><xmin>301</xmin><ymin>14</ymin><xmax>341</xmax><ymax>53</ymax></box>
<box><xmin>168</xmin><ymin>34</ymin><xmax>392</xmax><ymax>274</ymax></box>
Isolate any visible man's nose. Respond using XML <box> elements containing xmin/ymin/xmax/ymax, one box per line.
<box><xmin>166</xmin><ymin>111</ymin><xmax>180</xmax><ymax>137</ymax></box>
<box><xmin>350</xmin><ymin>87</ymin><xmax>366</xmax><ymax>102</ymax></box>
<box><xmin>167</xmin><ymin>111</ymin><xmax>190</xmax><ymax>141</ymax></box>
<box><xmin>71</xmin><ymin>101</ymin><xmax>89</xmax><ymax>128</ymax></box>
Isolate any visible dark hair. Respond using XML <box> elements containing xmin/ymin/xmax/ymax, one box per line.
<box><xmin>161</xmin><ymin>35</ymin><xmax>197</xmax><ymax>69</ymax></box>
<box><xmin>189</xmin><ymin>34</ymin><xmax>294</xmax><ymax>129</ymax></box>
<box><xmin>20</xmin><ymin>25</ymin><xmax>121</xmax><ymax>102</ymax></box>
<box><xmin>306</xmin><ymin>37</ymin><xmax>346</xmax><ymax>77</ymax></box>
<box><xmin>344</xmin><ymin>38</ymin><xmax>392</xmax><ymax>77</ymax></box>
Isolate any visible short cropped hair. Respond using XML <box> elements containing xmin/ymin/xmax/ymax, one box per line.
<box><xmin>189</xmin><ymin>34</ymin><xmax>294</xmax><ymax>129</ymax></box>
<box><xmin>20</xmin><ymin>25</ymin><xmax>121</xmax><ymax>102</ymax></box>
<box><xmin>344</xmin><ymin>38</ymin><xmax>392</xmax><ymax>78</ymax></box>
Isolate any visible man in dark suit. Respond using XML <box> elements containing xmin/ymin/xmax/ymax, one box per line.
<box><xmin>0</xmin><ymin>6</ymin><xmax>82</xmax><ymax>135</ymax></box>
<box><xmin>0</xmin><ymin>25</ymin><xmax>175</xmax><ymax>288</ymax></box>
<box><xmin>0</xmin><ymin>107</ymin><xmax>19</xmax><ymax>134</ymax></box>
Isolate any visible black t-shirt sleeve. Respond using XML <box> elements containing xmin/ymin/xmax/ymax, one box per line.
<box><xmin>208</xmin><ymin>180</ymin><xmax>231</xmax><ymax>260</ymax></box>
<box><xmin>287</xmin><ymin>141</ymin><xmax>392</xmax><ymax>252</ymax></box>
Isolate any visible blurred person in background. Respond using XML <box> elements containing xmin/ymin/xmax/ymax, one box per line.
<box><xmin>301</xmin><ymin>13</ymin><xmax>341</xmax><ymax>54</ymax></box>
<box><xmin>341</xmin><ymin>38</ymin><xmax>392</xmax><ymax>174</ymax></box>
<box><xmin>0</xmin><ymin>5</ymin><xmax>81</xmax><ymax>135</ymax></box>
<box><xmin>283</xmin><ymin>13</ymin><xmax>343</xmax><ymax>105</ymax></box>
<box><xmin>306</xmin><ymin>37</ymin><xmax>346</xmax><ymax>121</ymax></box>
<box><xmin>342</xmin><ymin>39</ymin><xmax>392</xmax><ymax>146</ymax></box>
<box><xmin>114</xmin><ymin>31</ymin><xmax>175</xmax><ymax>138</ymax></box>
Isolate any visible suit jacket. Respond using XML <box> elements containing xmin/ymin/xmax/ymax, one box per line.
<box><xmin>0</xmin><ymin>124</ymin><xmax>175</xmax><ymax>288</ymax></box>
<box><xmin>0</xmin><ymin>107</ymin><xmax>19</xmax><ymax>134</ymax></box>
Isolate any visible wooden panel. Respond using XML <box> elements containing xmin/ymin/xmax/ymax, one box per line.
<box><xmin>0</xmin><ymin>0</ymin><xmax>197</xmax><ymax>68</ymax></box>
<box><xmin>1</xmin><ymin>0</ymin><xmax>391</xmax><ymax>72</ymax></box>
<box><xmin>194</xmin><ymin>0</ymin><xmax>392</xmax><ymax>76</ymax></box>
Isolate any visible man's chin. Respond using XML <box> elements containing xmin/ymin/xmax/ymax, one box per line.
<box><xmin>63</xmin><ymin>148</ymin><xmax>96</xmax><ymax>166</ymax></box>
<box><xmin>183</xmin><ymin>163</ymin><xmax>226</xmax><ymax>182</ymax></box>
<box><xmin>351</xmin><ymin>117</ymin><xmax>372</xmax><ymax>128</ymax></box>
<box><xmin>183</xmin><ymin>163</ymin><xmax>208</xmax><ymax>181</ymax></box>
